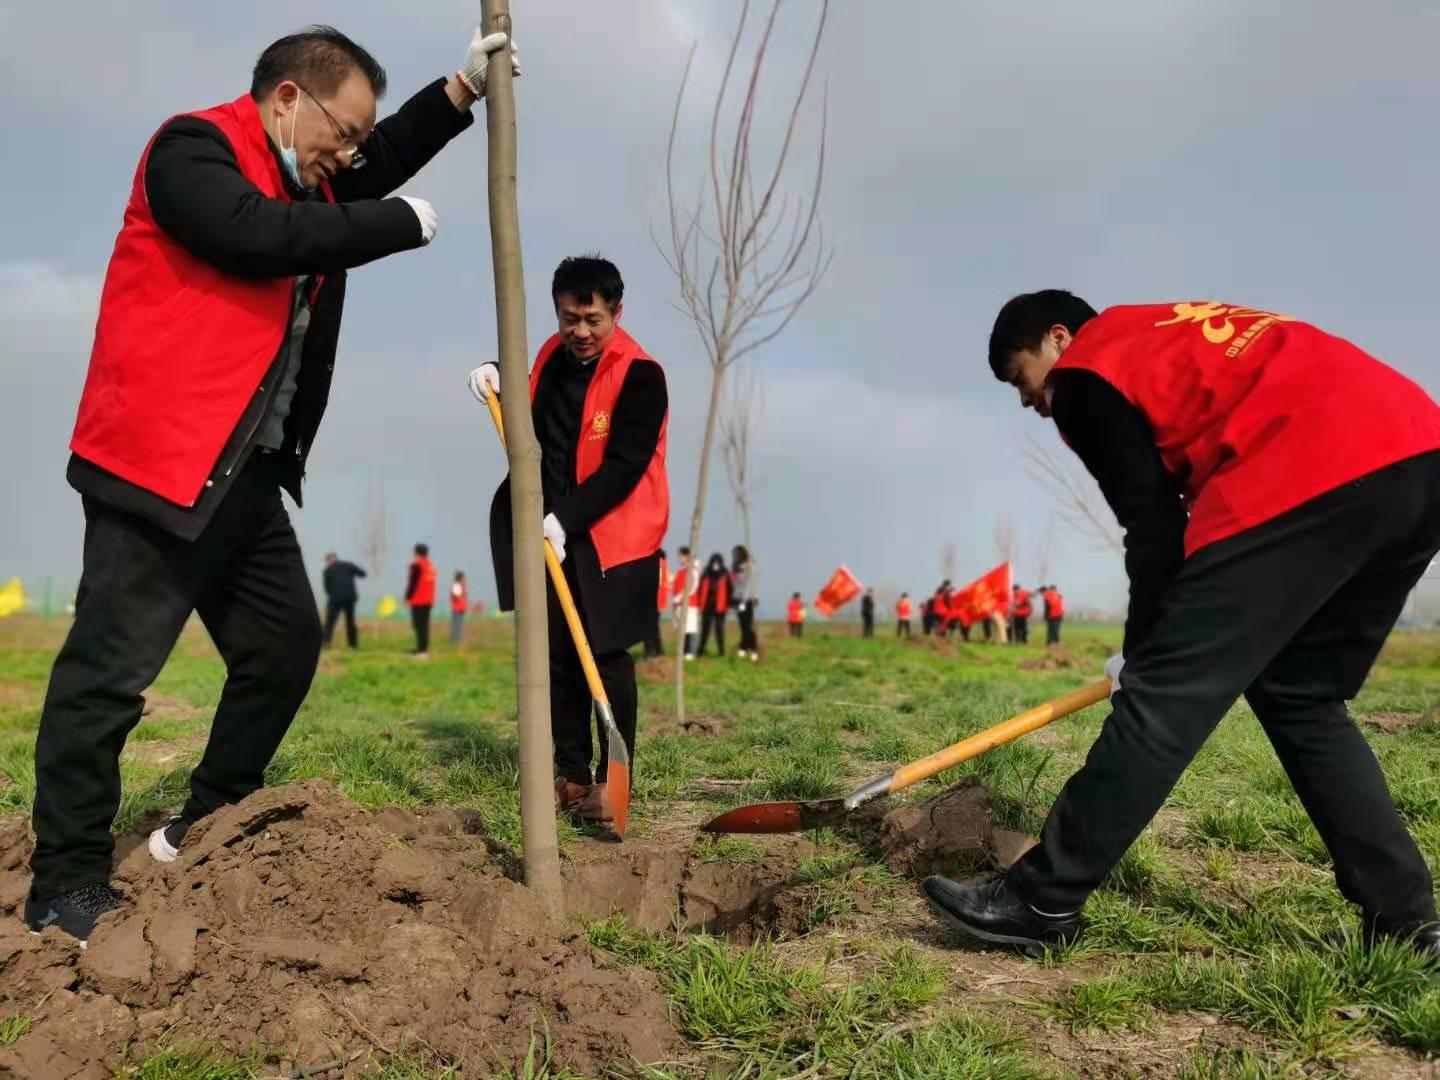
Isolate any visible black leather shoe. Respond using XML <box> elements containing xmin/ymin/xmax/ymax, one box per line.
<box><xmin>922</xmin><ymin>875</ymin><xmax>1081</xmax><ymax>957</ymax></box>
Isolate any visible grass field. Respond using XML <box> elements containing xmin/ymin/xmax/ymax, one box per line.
<box><xmin>1</xmin><ymin>614</ymin><xmax>1438</xmax><ymax>1078</ymax></box>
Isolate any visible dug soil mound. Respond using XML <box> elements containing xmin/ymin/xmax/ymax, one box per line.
<box><xmin>878</xmin><ymin>778</ymin><xmax>1036</xmax><ymax>876</ymax></box>
<box><xmin>0</xmin><ymin>782</ymin><xmax>681</xmax><ymax>1078</ymax></box>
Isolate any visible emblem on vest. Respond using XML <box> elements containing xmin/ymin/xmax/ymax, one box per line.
<box><xmin>589</xmin><ymin>411</ymin><xmax>611</xmax><ymax>441</ymax></box>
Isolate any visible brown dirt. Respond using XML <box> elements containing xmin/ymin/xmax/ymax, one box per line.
<box><xmin>877</xmin><ymin>778</ymin><xmax>1036</xmax><ymax>877</ymax></box>
<box><xmin>1358</xmin><ymin>710</ymin><xmax>1433</xmax><ymax>734</ymax></box>
<box><xmin>646</xmin><ymin>712</ymin><xmax>733</xmax><ymax>739</ymax></box>
<box><xmin>139</xmin><ymin>692</ymin><xmax>206</xmax><ymax>723</ymax></box>
<box><xmin>0</xmin><ymin>782</ymin><xmax>682</xmax><ymax>1078</ymax></box>
<box><xmin>1018</xmin><ymin>647</ymin><xmax>1083</xmax><ymax>672</ymax></box>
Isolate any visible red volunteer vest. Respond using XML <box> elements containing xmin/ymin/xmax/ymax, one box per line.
<box><xmin>409</xmin><ymin>558</ymin><xmax>437</xmax><ymax>607</ymax></box>
<box><xmin>656</xmin><ymin>557</ymin><xmax>670</xmax><ymax>612</ymax></box>
<box><xmin>529</xmin><ymin>328</ymin><xmax>669</xmax><ymax>572</ymax></box>
<box><xmin>1044</xmin><ymin>589</ymin><xmax>1065</xmax><ymax>619</ymax></box>
<box><xmin>897</xmin><ymin>599</ymin><xmax>913</xmax><ymax>619</ymax></box>
<box><xmin>787</xmin><ymin>599</ymin><xmax>805</xmax><ymax>623</ymax></box>
<box><xmin>697</xmin><ymin>574</ymin><xmax>730</xmax><ymax>614</ymax></box>
<box><xmin>1054</xmin><ymin>303</ymin><xmax>1440</xmax><ymax>555</ymax></box>
<box><xmin>450</xmin><ymin>581</ymin><xmax>468</xmax><ymax>613</ymax></box>
<box><xmin>71</xmin><ymin>94</ymin><xmax>334</xmax><ymax>507</ymax></box>
<box><xmin>1012</xmin><ymin>589</ymin><xmax>1032</xmax><ymax>618</ymax></box>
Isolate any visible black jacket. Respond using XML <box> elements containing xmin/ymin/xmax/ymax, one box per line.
<box><xmin>1049</xmin><ymin>369</ymin><xmax>1188</xmax><ymax>652</ymax></box>
<box><xmin>490</xmin><ymin>350</ymin><xmax>668</xmax><ymax>655</ymax></box>
<box><xmin>322</xmin><ymin>561</ymin><xmax>367</xmax><ymax>604</ymax></box>
<box><xmin>69</xmin><ymin>79</ymin><xmax>474</xmax><ymax>541</ymax></box>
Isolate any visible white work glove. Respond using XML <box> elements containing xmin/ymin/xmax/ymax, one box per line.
<box><xmin>398</xmin><ymin>196</ymin><xmax>437</xmax><ymax>245</ymax></box>
<box><xmin>543</xmin><ymin>513</ymin><xmax>567</xmax><ymax>564</ymax></box>
<box><xmin>458</xmin><ymin>29</ymin><xmax>521</xmax><ymax>97</ymax></box>
<box><xmin>466</xmin><ymin>363</ymin><xmax>500</xmax><ymax>403</ymax></box>
<box><xmin>1104</xmin><ymin>653</ymin><xmax>1125</xmax><ymax>699</ymax></box>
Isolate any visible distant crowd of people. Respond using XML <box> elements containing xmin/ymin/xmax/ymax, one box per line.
<box><xmin>319</xmin><ymin>542</ymin><xmax>477</xmax><ymax>658</ymax></box>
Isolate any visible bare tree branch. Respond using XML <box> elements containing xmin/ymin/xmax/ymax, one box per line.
<box><xmin>659</xmin><ymin>0</ymin><xmax>830</xmax><ymax>723</ymax></box>
<box><xmin>1022</xmin><ymin>436</ymin><xmax>1124</xmax><ymax>556</ymax></box>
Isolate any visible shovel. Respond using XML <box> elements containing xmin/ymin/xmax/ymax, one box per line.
<box><xmin>485</xmin><ymin>393</ymin><xmax>631</xmax><ymax>837</ymax></box>
<box><xmin>701</xmin><ymin>677</ymin><xmax>1111</xmax><ymax>834</ymax></box>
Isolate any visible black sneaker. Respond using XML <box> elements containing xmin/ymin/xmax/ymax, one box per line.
<box><xmin>922</xmin><ymin>874</ymin><xmax>1082</xmax><ymax>957</ymax></box>
<box><xmin>148</xmin><ymin>815</ymin><xmax>192</xmax><ymax>863</ymax></box>
<box><xmin>25</xmin><ymin>882</ymin><xmax>124</xmax><ymax>945</ymax></box>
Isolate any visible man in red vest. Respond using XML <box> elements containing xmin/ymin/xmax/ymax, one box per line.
<box><xmin>26</xmin><ymin>25</ymin><xmax>518</xmax><ymax>942</ymax></box>
<box><xmin>924</xmin><ymin>291</ymin><xmax>1440</xmax><ymax>960</ymax></box>
<box><xmin>471</xmin><ymin>256</ymin><xmax>668</xmax><ymax>827</ymax></box>
<box><xmin>449</xmin><ymin>571</ymin><xmax>470</xmax><ymax>646</ymax></box>
<box><xmin>1010</xmin><ymin>584</ymin><xmax>1032</xmax><ymax>645</ymax></box>
<box><xmin>895</xmin><ymin>593</ymin><xmax>913</xmax><ymax>639</ymax></box>
<box><xmin>1041</xmin><ymin>584</ymin><xmax>1065</xmax><ymax>646</ymax></box>
<box><xmin>405</xmin><ymin>543</ymin><xmax>438</xmax><ymax>657</ymax></box>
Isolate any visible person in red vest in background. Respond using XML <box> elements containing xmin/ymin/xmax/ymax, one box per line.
<box><xmin>671</xmin><ymin>546</ymin><xmax>701</xmax><ymax>660</ymax></box>
<box><xmin>405</xmin><ymin>543</ymin><xmax>437</xmax><ymax>658</ymax></box>
<box><xmin>787</xmin><ymin>593</ymin><xmax>806</xmax><ymax>638</ymax></box>
<box><xmin>896</xmin><ymin>593</ymin><xmax>913</xmax><ymax>638</ymax></box>
<box><xmin>644</xmin><ymin>549</ymin><xmax>668</xmax><ymax>658</ymax></box>
<box><xmin>23</xmin><ymin>24</ymin><xmax>520</xmax><ymax>941</ymax></box>
<box><xmin>471</xmin><ymin>256</ymin><xmax>669</xmax><ymax>828</ymax></box>
<box><xmin>1041</xmin><ymin>584</ymin><xmax>1065</xmax><ymax>645</ymax></box>
<box><xmin>696</xmin><ymin>553</ymin><xmax>734</xmax><ymax>657</ymax></box>
<box><xmin>449</xmin><ymin>570</ymin><xmax>469</xmax><ymax>645</ymax></box>
<box><xmin>1010</xmin><ymin>584</ymin><xmax>1032</xmax><ymax>645</ymax></box>
<box><xmin>924</xmin><ymin>290</ymin><xmax>1440</xmax><ymax>961</ymax></box>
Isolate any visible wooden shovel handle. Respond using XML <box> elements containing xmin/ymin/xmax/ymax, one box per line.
<box><xmin>486</xmin><ymin>393</ymin><xmax>611</xmax><ymax>708</ymax></box>
<box><xmin>888</xmin><ymin>677</ymin><xmax>1111</xmax><ymax>795</ymax></box>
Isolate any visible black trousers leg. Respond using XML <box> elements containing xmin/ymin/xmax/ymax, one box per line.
<box><xmin>1047</xmin><ymin>617</ymin><xmax>1061</xmax><ymax>645</ymax></box>
<box><xmin>698</xmin><ymin>610</ymin><xmax>717</xmax><ymax>655</ymax></box>
<box><xmin>411</xmin><ymin>605</ymin><xmax>432</xmax><ymax>653</ymax></box>
<box><xmin>31</xmin><ymin>499</ymin><xmax>198</xmax><ymax>895</ymax></box>
<box><xmin>714</xmin><ymin>613</ymin><xmax>727</xmax><ymax>656</ymax></box>
<box><xmin>1245</xmin><ymin>534</ymin><xmax>1439</xmax><ymax>932</ymax></box>
<box><xmin>323</xmin><ymin>602</ymin><xmax>341</xmax><ymax>646</ymax></box>
<box><xmin>594</xmin><ymin>649</ymin><xmax>637</xmax><ymax>784</ymax></box>
<box><xmin>1010</xmin><ymin>452</ymin><xmax>1440</xmax><ymax>913</ymax></box>
<box><xmin>185</xmin><ymin>491</ymin><xmax>321</xmax><ymax>821</ymax></box>
<box><xmin>343</xmin><ymin>602</ymin><xmax>358</xmax><ymax>648</ymax></box>
<box><xmin>547</xmin><ymin>580</ymin><xmax>594</xmax><ymax>786</ymax></box>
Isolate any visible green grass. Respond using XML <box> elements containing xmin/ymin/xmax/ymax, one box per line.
<box><xmin>2</xmin><ymin>616</ymin><xmax>1439</xmax><ymax>1076</ymax></box>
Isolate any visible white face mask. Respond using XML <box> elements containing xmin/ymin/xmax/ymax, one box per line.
<box><xmin>277</xmin><ymin>93</ymin><xmax>308</xmax><ymax>190</ymax></box>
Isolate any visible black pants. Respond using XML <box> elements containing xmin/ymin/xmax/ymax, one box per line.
<box><xmin>699</xmin><ymin>610</ymin><xmax>727</xmax><ymax>656</ymax></box>
<box><xmin>789</xmin><ymin>623</ymin><xmax>803</xmax><ymax>638</ymax></box>
<box><xmin>324</xmin><ymin>599</ymin><xmax>357</xmax><ymax>648</ymax></box>
<box><xmin>737</xmin><ymin>602</ymin><xmax>759</xmax><ymax>653</ymax></box>
<box><xmin>897</xmin><ymin>619</ymin><xmax>912</xmax><ymax>639</ymax></box>
<box><xmin>1046</xmin><ymin>616</ymin><xmax>1063</xmax><ymax>645</ymax></box>
<box><xmin>31</xmin><ymin>455</ymin><xmax>321</xmax><ymax>896</ymax></box>
<box><xmin>862</xmin><ymin>616</ymin><xmax>874</xmax><ymax>638</ymax></box>
<box><xmin>1011</xmin><ymin>453</ymin><xmax>1440</xmax><ymax>932</ymax></box>
<box><xmin>548</xmin><ymin>562</ymin><xmax>637</xmax><ymax>787</ymax></box>
<box><xmin>642</xmin><ymin>612</ymin><xmax>664</xmax><ymax>657</ymax></box>
<box><xmin>1012</xmin><ymin>615</ymin><xmax>1029</xmax><ymax>644</ymax></box>
<box><xmin>410</xmin><ymin>604</ymin><xmax>432</xmax><ymax>653</ymax></box>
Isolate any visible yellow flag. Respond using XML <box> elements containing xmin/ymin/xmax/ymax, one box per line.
<box><xmin>376</xmin><ymin>595</ymin><xmax>398</xmax><ymax>618</ymax></box>
<box><xmin>0</xmin><ymin>578</ymin><xmax>27</xmax><ymax>618</ymax></box>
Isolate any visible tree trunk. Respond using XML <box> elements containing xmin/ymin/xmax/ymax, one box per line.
<box><xmin>481</xmin><ymin>0</ymin><xmax>561</xmax><ymax>913</ymax></box>
<box><xmin>674</xmin><ymin>362</ymin><xmax>727</xmax><ymax>725</ymax></box>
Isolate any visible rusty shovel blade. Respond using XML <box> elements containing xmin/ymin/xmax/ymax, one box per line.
<box><xmin>700</xmin><ymin>799</ymin><xmax>848</xmax><ymax>834</ymax></box>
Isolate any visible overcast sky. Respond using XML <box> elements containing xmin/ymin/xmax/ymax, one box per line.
<box><xmin>3</xmin><ymin>1</ymin><xmax>1438</xmax><ymax>616</ymax></box>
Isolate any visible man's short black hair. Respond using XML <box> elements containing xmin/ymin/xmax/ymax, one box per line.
<box><xmin>988</xmin><ymin>290</ymin><xmax>1098</xmax><ymax>379</ymax></box>
<box><xmin>552</xmin><ymin>255</ymin><xmax>624</xmax><ymax>311</ymax></box>
<box><xmin>251</xmin><ymin>25</ymin><xmax>387</xmax><ymax>101</ymax></box>
<box><xmin>415</xmin><ymin>543</ymin><xmax>429</xmax><ymax>557</ymax></box>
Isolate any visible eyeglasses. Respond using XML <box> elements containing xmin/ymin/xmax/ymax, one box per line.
<box><xmin>299</xmin><ymin>86</ymin><xmax>368</xmax><ymax>170</ymax></box>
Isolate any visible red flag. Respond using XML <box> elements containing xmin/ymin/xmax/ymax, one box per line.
<box><xmin>950</xmin><ymin>562</ymin><xmax>1012</xmax><ymax>626</ymax></box>
<box><xmin>814</xmin><ymin>566</ymin><xmax>862</xmax><ymax>617</ymax></box>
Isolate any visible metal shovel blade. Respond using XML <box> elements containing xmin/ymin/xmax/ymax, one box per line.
<box><xmin>700</xmin><ymin>798</ymin><xmax>848</xmax><ymax>834</ymax></box>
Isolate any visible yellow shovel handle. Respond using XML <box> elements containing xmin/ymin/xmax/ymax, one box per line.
<box><xmin>486</xmin><ymin>393</ymin><xmax>611</xmax><ymax>708</ymax></box>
